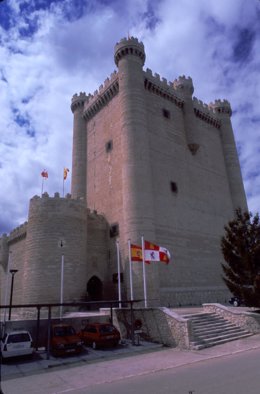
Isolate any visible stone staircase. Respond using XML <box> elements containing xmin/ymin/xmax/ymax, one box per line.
<box><xmin>183</xmin><ymin>312</ymin><xmax>253</xmax><ymax>350</ymax></box>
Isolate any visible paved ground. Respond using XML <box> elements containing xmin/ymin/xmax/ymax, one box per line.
<box><xmin>1</xmin><ymin>339</ymin><xmax>163</xmax><ymax>381</ymax></box>
<box><xmin>2</xmin><ymin>333</ymin><xmax>260</xmax><ymax>394</ymax></box>
<box><xmin>1</xmin><ymin>306</ymin><xmax>260</xmax><ymax>393</ymax></box>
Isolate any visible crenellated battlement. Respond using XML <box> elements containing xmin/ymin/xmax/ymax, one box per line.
<box><xmin>193</xmin><ymin>97</ymin><xmax>221</xmax><ymax>129</ymax></box>
<box><xmin>114</xmin><ymin>36</ymin><xmax>145</xmax><ymax>67</ymax></box>
<box><xmin>30</xmin><ymin>192</ymin><xmax>84</xmax><ymax>203</ymax></box>
<box><xmin>144</xmin><ymin>68</ymin><xmax>184</xmax><ymax>108</ymax></box>
<box><xmin>8</xmin><ymin>222</ymin><xmax>28</xmax><ymax>244</ymax></box>
<box><xmin>209</xmin><ymin>99</ymin><xmax>232</xmax><ymax>116</ymax></box>
<box><xmin>0</xmin><ymin>233</ymin><xmax>8</xmax><ymax>265</ymax></box>
<box><xmin>71</xmin><ymin>91</ymin><xmax>89</xmax><ymax>113</ymax></box>
<box><xmin>83</xmin><ymin>71</ymin><xmax>119</xmax><ymax>121</ymax></box>
<box><xmin>87</xmin><ymin>208</ymin><xmax>107</xmax><ymax>222</ymax></box>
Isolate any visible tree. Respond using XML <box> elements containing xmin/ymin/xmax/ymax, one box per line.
<box><xmin>221</xmin><ymin>208</ymin><xmax>260</xmax><ymax>307</ymax></box>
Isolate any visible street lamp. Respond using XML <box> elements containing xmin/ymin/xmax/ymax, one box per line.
<box><xmin>8</xmin><ymin>269</ymin><xmax>18</xmax><ymax>321</ymax></box>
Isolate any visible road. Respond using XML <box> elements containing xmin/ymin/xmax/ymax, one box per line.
<box><xmin>2</xmin><ymin>334</ymin><xmax>260</xmax><ymax>394</ymax></box>
<box><xmin>65</xmin><ymin>348</ymin><xmax>260</xmax><ymax>394</ymax></box>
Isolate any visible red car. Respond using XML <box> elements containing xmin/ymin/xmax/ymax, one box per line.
<box><xmin>51</xmin><ymin>324</ymin><xmax>83</xmax><ymax>356</ymax></box>
<box><xmin>79</xmin><ymin>322</ymin><xmax>121</xmax><ymax>349</ymax></box>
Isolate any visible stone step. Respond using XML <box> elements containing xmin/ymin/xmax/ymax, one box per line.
<box><xmin>187</xmin><ymin>311</ymin><xmax>253</xmax><ymax>350</ymax></box>
<box><xmin>191</xmin><ymin>332</ymin><xmax>253</xmax><ymax>350</ymax></box>
<box><xmin>193</xmin><ymin>327</ymin><xmax>248</xmax><ymax>340</ymax></box>
<box><xmin>182</xmin><ymin>313</ymin><xmax>217</xmax><ymax>321</ymax></box>
<box><xmin>192</xmin><ymin>322</ymin><xmax>238</xmax><ymax>333</ymax></box>
<box><xmin>192</xmin><ymin>320</ymin><xmax>230</xmax><ymax>328</ymax></box>
<box><xmin>188</xmin><ymin>313</ymin><xmax>225</xmax><ymax>320</ymax></box>
<box><xmin>182</xmin><ymin>313</ymin><xmax>215</xmax><ymax>318</ymax></box>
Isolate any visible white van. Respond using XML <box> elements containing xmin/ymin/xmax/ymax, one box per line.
<box><xmin>1</xmin><ymin>330</ymin><xmax>34</xmax><ymax>359</ymax></box>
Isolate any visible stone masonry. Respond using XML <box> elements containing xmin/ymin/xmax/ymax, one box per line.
<box><xmin>0</xmin><ymin>37</ymin><xmax>247</xmax><ymax>310</ymax></box>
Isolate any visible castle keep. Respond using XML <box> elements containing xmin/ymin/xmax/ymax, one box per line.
<box><xmin>0</xmin><ymin>37</ymin><xmax>247</xmax><ymax>309</ymax></box>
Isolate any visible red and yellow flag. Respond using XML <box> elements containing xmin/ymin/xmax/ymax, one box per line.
<box><xmin>63</xmin><ymin>168</ymin><xmax>69</xmax><ymax>180</ymax></box>
<box><xmin>41</xmin><ymin>170</ymin><xmax>48</xmax><ymax>178</ymax></box>
<box><xmin>130</xmin><ymin>244</ymin><xmax>143</xmax><ymax>262</ymax></box>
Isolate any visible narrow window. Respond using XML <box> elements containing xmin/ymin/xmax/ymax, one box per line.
<box><xmin>162</xmin><ymin>109</ymin><xmax>170</xmax><ymax>119</ymax></box>
<box><xmin>112</xmin><ymin>273</ymin><xmax>124</xmax><ymax>283</ymax></box>
<box><xmin>106</xmin><ymin>140</ymin><xmax>113</xmax><ymax>152</ymax></box>
<box><xmin>110</xmin><ymin>223</ymin><xmax>119</xmax><ymax>237</ymax></box>
<box><xmin>170</xmin><ymin>182</ymin><xmax>178</xmax><ymax>193</ymax></box>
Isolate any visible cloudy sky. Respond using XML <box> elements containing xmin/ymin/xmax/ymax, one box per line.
<box><xmin>0</xmin><ymin>0</ymin><xmax>259</xmax><ymax>235</ymax></box>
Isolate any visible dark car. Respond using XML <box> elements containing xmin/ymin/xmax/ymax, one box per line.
<box><xmin>78</xmin><ymin>322</ymin><xmax>121</xmax><ymax>349</ymax></box>
<box><xmin>229</xmin><ymin>297</ymin><xmax>242</xmax><ymax>307</ymax></box>
<box><xmin>51</xmin><ymin>324</ymin><xmax>83</xmax><ymax>356</ymax></box>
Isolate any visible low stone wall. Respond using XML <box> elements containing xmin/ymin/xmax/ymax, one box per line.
<box><xmin>113</xmin><ymin>307</ymin><xmax>191</xmax><ymax>349</ymax></box>
<box><xmin>203</xmin><ymin>303</ymin><xmax>260</xmax><ymax>334</ymax></box>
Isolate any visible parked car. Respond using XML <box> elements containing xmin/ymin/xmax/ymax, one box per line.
<box><xmin>51</xmin><ymin>323</ymin><xmax>83</xmax><ymax>356</ymax></box>
<box><xmin>78</xmin><ymin>322</ymin><xmax>121</xmax><ymax>349</ymax></box>
<box><xmin>229</xmin><ymin>296</ymin><xmax>242</xmax><ymax>307</ymax></box>
<box><xmin>1</xmin><ymin>330</ymin><xmax>34</xmax><ymax>359</ymax></box>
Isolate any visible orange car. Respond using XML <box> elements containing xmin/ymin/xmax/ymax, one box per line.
<box><xmin>79</xmin><ymin>322</ymin><xmax>121</xmax><ymax>349</ymax></box>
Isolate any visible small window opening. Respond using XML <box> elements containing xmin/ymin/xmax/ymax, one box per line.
<box><xmin>106</xmin><ymin>140</ymin><xmax>113</xmax><ymax>152</ymax></box>
<box><xmin>110</xmin><ymin>223</ymin><xmax>119</xmax><ymax>237</ymax></box>
<box><xmin>112</xmin><ymin>273</ymin><xmax>124</xmax><ymax>283</ymax></box>
<box><xmin>171</xmin><ymin>182</ymin><xmax>178</xmax><ymax>193</ymax></box>
<box><xmin>162</xmin><ymin>109</ymin><xmax>170</xmax><ymax>119</ymax></box>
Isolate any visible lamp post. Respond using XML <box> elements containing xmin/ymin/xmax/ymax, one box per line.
<box><xmin>3</xmin><ymin>251</ymin><xmax>12</xmax><ymax>323</ymax></box>
<box><xmin>8</xmin><ymin>269</ymin><xmax>18</xmax><ymax>321</ymax></box>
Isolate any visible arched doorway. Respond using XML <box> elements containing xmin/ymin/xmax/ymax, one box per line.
<box><xmin>87</xmin><ymin>276</ymin><xmax>103</xmax><ymax>301</ymax></box>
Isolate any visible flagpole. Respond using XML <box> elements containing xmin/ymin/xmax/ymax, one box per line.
<box><xmin>60</xmin><ymin>254</ymin><xmax>64</xmax><ymax>320</ymax></box>
<box><xmin>116</xmin><ymin>240</ymin><xmax>122</xmax><ymax>308</ymax></box>
<box><xmin>128</xmin><ymin>239</ymin><xmax>133</xmax><ymax>301</ymax></box>
<box><xmin>41</xmin><ymin>177</ymin><xmax>44</xmax><ymax>195</ymax></box>
<box><xmin>141</xmin><ymin>236</ymin><xmax>147</xmax><ymax>308</ymax></box>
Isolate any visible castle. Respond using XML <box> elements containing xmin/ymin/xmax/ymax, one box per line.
<box><xmin>0</xmin><ymin>37</ymin><xmax>247</xmax><ymax>310</ymax></box>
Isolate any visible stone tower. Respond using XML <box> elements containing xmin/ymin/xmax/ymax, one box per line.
<box><xmin>70</xmin><ymin>36</ymin><xmax>247</xmax><ymax>306</ymax></box>
<box><xmin>114</xmin><ymin>38</ymin><xmax>159</xmax><ymax>303</ymax></box>
<box><xmin>71</xmin><ymin>92</ymin><xmax>88</xmax><ymax>199</ymax></box>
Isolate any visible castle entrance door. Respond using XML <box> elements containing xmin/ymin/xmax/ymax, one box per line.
<box><xmin>87</xmin><ymin>275</ymin><xmax>103</xmax><ymax>301</ymax></box>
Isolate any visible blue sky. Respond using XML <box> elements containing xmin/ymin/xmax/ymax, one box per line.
<box><xmin>0</xmin><ymin>0</ymin><xmax>259</xmax><ymax>234</ymax></box>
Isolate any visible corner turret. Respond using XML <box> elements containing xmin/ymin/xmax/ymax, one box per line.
<box><xmin>71</xmin><ymin>92</ymin><xmax>87</xmax><ymax>200</ymax></box>
<box><xmin>209</xmin><ymin>99</ymin><xmax>247</xmax><ymax>211</ymax></box>
<box><xmin>173</xmin><ymin>75</ymin><xmax>194</xmax><ymax>97</ymax></box>
<box><xmin>71</xmin><ymin>92</ymin><xmax>88</xmax><ymax>113</ymax></box>
<box><xmin>114</xmin><ymin>36</ymin><xmax>159</xmax><ymax>305</ymax></box>
<box><xmin>174</xmin><ymin>76</ymin><xmax>199</xmax><ymax>154</ymax></box>
<box><xmin>209</xmin><ymin>99</ymin><xmax>232</xmax><ymax>117</ymax></box>
<box><xmin>114</xmin><ymin>37</ymin><xmax>146</xmax><ymax>67</ymax></box>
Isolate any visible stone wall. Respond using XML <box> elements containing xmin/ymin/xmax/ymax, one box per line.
<box><xmin>160</xmin><ymin>287</ymin><xmax>230</xmax><ymax>308</ymax></box>
<box><xmin>0</xmin><ymin>225</ymin><xmax>27</xmax><ymax>307</ymax></box>
<box><xmin>114</xmin><ymin>307</ymin><xmax>190</xmax><ymax>349</ymax></box>
<box><xmin>203</xmin><ymin>303</ymin><xmax>260</xmax><ymax>333</ymax></box>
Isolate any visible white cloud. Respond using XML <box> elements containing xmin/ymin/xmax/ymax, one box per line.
<box><xmin>0</xmin><ymin>0</ymin><xmax>259</xmax><ymax>234</ymax></box>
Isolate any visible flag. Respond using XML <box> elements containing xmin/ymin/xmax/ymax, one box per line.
<box><xmin>144</xmin><ymin>240</ymin><xmax>170</xmax><ymax>264</ymax></box>
<box><xmin>130</xmin><ymin>244</ymin><xmax>143</xmax><ymax>262</ymax></box>
<box><xmin>41</xmin><ymin>170</ymin><xmax>48</xmax><ymax>178</ymax></box>
<box><xmin>63</xmin><ymin>168</ymin><xmax>69</xmax><ymax>180</ymax></box>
